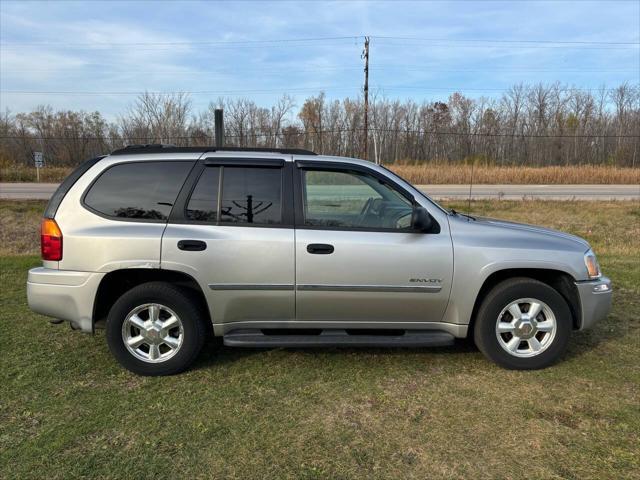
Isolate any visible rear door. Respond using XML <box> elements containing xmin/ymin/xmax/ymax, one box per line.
<box><xmin>161</xmin><ymin>158</ymin><xmax>295</xmax><ymax>327</ymax></box>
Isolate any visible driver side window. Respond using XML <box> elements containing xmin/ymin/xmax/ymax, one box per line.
<box><xmin>302</xmin><ymin>169</ymin><xmax>413</xmax><ymax>229</ymax></box>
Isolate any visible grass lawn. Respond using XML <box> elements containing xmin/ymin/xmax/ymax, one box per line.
<box><xmin>1</xmin><ymin>200</ymin><xmax>639</xmax><ymax>479</ymax></box>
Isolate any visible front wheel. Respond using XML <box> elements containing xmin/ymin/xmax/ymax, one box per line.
<box><xmin>106</xmin><ymin>282</ymin><xmax>208</xmax><ymax>376</ymax></box>
<box><xmin>474</xmin><ymin>277</ymin><xmax>572</xmax><ymax>370</ymax></box>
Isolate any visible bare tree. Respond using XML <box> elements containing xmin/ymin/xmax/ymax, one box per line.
<box><xmin>1</xmin><ymin>83</ymin><xmax>638</xmax><ymax>170</ymax></box>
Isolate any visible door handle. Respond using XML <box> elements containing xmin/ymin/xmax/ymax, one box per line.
<box><xmin>178</xmin><ymin>240</ymin><xmax>207</xmax><ymax>251</ymax></box>
<box><xmin>307</xmin><ymin>243</ymin><xmax>334</xmax><ymax>255</ymax></box>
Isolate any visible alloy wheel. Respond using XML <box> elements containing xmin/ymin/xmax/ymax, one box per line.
<box><xmin>121</xmin><ymin>303</ymin><xmax>184</xmax><ymax>363</ymax></box>
<box><xmin>495</xmin><ymin>298</ymin><xmax>557</xmax><ymax>358</ymax></box>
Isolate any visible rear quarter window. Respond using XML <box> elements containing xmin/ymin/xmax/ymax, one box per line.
<box><xmin>83</xmin><ymin>161</ymin><xmax>193</xmax><ymax>221</ymax></box>
<box><xmin>44</xmin><ymin>155</ymin><xmax>105</xmax><ymax>219</ymax></box>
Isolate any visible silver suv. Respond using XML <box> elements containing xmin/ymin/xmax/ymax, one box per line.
<box><xmin>27</xmin><ymin>145</ymin><xmax>612</xmax><ymax>375</ymax></box>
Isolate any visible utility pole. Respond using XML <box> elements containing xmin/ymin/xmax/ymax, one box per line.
<box><xmin>362</xmin><ymin>36</ymin><xmax>370</xmax><ymax>161</ymax></box>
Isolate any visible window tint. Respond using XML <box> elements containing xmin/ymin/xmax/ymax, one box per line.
<box><xmin>186</xmin><ymin>167</ymin><xmax>219</xmax><ymax>222</ymax></box>
<box><xmin>303</xmin><ymin>169</ymin><xmax>413</xmax><ymax>229</ymax></box>
<box><xmin>84</xmin><ymin>161</ymin><xmax>192</xmax><ymax>220</ymax></box>
<box><xmin>45</xmin><ymin>155</ymin><xmax>104</xmax><ymax>219</ymax></box>
<box><xmin>221</xmin><ymin>167</ymin><xmax>282</xmax><ymax>225</ymax></box>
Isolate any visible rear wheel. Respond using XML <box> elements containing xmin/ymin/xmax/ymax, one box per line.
<box><xmin>474</xmin><ymin>277</ymin><xmax>572</xmax><ymax>370</ymax></box>
<box><xmin>106</xmin><ymin>282</ymin><xmax>207</xmax><ymax>376</ymax></box>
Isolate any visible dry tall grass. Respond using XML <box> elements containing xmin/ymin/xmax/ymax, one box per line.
<box><xmin>1</xmin><ymin>163</ymin><xmax>639</xmax><ymax>184</ymax></box>
<box><xmin>0</xmin><ymin>165</ymin><xmax>72</xmax><ymax>183</ymax></box>
<box><xmin>389</xmin><ymin>164</ymin><xmax>640</xmax><ymax>185</ymax></box>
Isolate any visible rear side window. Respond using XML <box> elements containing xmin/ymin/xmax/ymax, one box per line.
<box><xmin>221</xmin><ymin>167</ymin><xmax>282</xmax><ymax>225</ymax></box>
<box><xmin>84</xmin><ymin>161</ymin><xmax>192</xmax><ymax>221</ymax></box>
<box><xmin>185</xmin><ymin>166</ymin><xmax>283</xmax><ymax>225</ymax></box>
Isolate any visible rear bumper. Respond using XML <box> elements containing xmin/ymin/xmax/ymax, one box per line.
<box><xmin>575</xmin><ymin>276</ymin><xmax>612</xmax><ymax>330</ymax></box>
<box><xmin>26</xmin><ymin>267</ymin><xmax>105</xmax><ymax>333</ymax></box>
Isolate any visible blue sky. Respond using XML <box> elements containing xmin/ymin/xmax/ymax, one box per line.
<box><xmin>1</xmin><ymin>0</ymin><xmax>639</xmax><ymax>119</ymax></box>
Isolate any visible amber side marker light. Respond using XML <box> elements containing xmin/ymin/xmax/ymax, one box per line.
<box><xmin>584</xmin><ymin>249</ymin><xmax>601</xmax><ymax>279</ymax></box>
<box><xmin>41</xmin><ymin>218</ymin><xmax>63</xmax><ymax>261</ymax></box>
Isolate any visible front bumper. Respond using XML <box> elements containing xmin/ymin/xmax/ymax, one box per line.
<box><xmin>27</xmin><ymin>267</ymin><xmax>105</xmax><ymax>333</ymax></box>
<box><xmin>575</xmin><ymin>276</ymin><xmax>612</xmax><ymax>330</ymax></box>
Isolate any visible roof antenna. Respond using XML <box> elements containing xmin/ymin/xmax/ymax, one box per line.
<box><xmin>467</xmin><ymin>159</ymin><xmax>474</xmax><ymax>221</ymax></box>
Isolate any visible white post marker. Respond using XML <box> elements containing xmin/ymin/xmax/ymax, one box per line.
<box><xmin>34</xmin><ymin>152</ymin><xmax>44</xmax><ymax>182</ymax></box>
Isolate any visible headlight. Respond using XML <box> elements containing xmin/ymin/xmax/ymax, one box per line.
<box><xmin>584</xmin><ymin>249</ymin><xmax>601</xmax><ymax>279</ymax></box>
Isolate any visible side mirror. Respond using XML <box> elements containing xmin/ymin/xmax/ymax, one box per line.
<box><xmin>411</xmin><ymin>206</ymin><xmax>433</xmax><ymax>232</ymax></box>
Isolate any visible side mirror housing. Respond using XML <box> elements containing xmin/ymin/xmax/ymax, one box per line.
<box><xmin>411</xmin><ymin>206</ymin><xmax>433</xmax><ymax>232</ymax></box>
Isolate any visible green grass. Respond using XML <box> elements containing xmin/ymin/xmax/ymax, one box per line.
<box><xmin>1</xmin><ymin>200</ymin><xmax>639</xmax><ymax>479</ymax></box>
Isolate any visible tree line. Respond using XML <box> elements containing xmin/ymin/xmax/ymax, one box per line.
<box><xmin>1</xmin><ymin>82</ymin><xmax>638</xmax><ymax>168</ymax></box>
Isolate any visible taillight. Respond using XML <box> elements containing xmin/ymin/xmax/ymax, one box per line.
<box><xmin>41</xmin><ymin>218</ymin><xmax>63</xmax><ymax>261</ymax></box>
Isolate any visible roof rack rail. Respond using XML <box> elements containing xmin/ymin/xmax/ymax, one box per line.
<box><xmin>110</xmin><ymin>145</ymin><xmax>317</xmax><ymax>156</ymax></box>
<box><xmin>118</xmin><ymin>143</ymin><xmax>177</xmax><ymax>150</ymax></box>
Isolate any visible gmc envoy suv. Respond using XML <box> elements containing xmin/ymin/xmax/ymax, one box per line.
<box><xmin>27</xmin><ymin>145</ymin><xmax>612</xmax><ymax>375</ymax></box>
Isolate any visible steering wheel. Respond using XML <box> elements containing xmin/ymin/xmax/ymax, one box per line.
<box><xmin>359</xmin><ymin>197</ymin><xmax>373</xmax><ymax>216</ymax></box>
<box><xmin>357</xmin><ymin>197</ymin><xmax>377</xmax><ymax>226</ymax></box>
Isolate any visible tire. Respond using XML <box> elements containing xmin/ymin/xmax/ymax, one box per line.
<box><xmin>473</xmin><ymin>277</ymin><xmax>572</xmax><ymax>370</ymax></box>
<box><xmin>106</xmin><ymin>282</ymin><xmax>208</xmax><ymax>376</ymax></box>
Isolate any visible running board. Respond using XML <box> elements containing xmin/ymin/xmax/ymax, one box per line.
<box><xmin>223</xmin><ymin>329</ymin><xmax>455</xmax><ymax>348</ymax></box>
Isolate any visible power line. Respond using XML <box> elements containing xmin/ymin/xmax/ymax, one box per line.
<box><xmin>371</xmin><ymin>35</ymin><xmax>640</xmax><ymax>46</ymax></box>
<box><xmin>0</xmin><ymin>36</ymin><xmax>363</xmax><ymax>47</ymax></box>
<box><xmin>0</xmin><ymin>87</ymin><xmax>361</xmax><ymax>96</ymax></box>
<box><xmin>372</xmin><ymin>42</ymin><xmax>638</xmax><ymax>51</ymax></box>
<box><xmin>3</xmin><ymin>66</ymin><xmax>636</xmax><ymax>74</ymax></box>
<box><xmin>0</xmin><ymin>39</ymin><xmax>363</xmax><ymax>53</ymax></box>
<box><xmin>372</xmin><ymin>85</ymin><xmax>640</xmax><ymax>92</ymax></box>
<box><xmin>2</xmin><ymin>83</ymin><xmax>638</xmax><ymax>96</ymax></box>
<box><xmin>1</xmin><ymin>43</ymin><xmax>634</xmax><ymax>52</ymax></box>
<box><xmin>2</xmin><ymin>35</ymin><xmax>637</xmax><ymax>47</ymax></box>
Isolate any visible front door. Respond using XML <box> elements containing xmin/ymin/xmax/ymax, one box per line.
<box><xmin>294</xmin><ymin>162</ymin><xmax>453</xmax><ymax>325</ymax></box>
<box><xmin>161</xmin><ymin>158</ymin><xmax>295</xmax><ymax>327</ymax></box>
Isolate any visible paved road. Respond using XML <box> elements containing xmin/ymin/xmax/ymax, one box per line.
<box><xmin>421</xmin><ymin>184</ymin><xmax>639</xmax><ymax>200</ymax></box>
<box><xmin>0</xmin><ymin>183</ymin><xmax>62</xmax><ymax>200</ymax></box>
<box><xmin>0</xmin><ymin>182</ymin><xmax>638</xmax><ymax>201</ymax></box>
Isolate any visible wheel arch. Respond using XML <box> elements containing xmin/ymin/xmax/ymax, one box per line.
<box><xmin>467</xmin><ymin>268</ymin><xmax>581</xmax><ymax>338</ymax></box>
<box><xmin>93</xmin><ymin>268</ymin><xmax>211</xmax><ymax>330</ymax></box>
